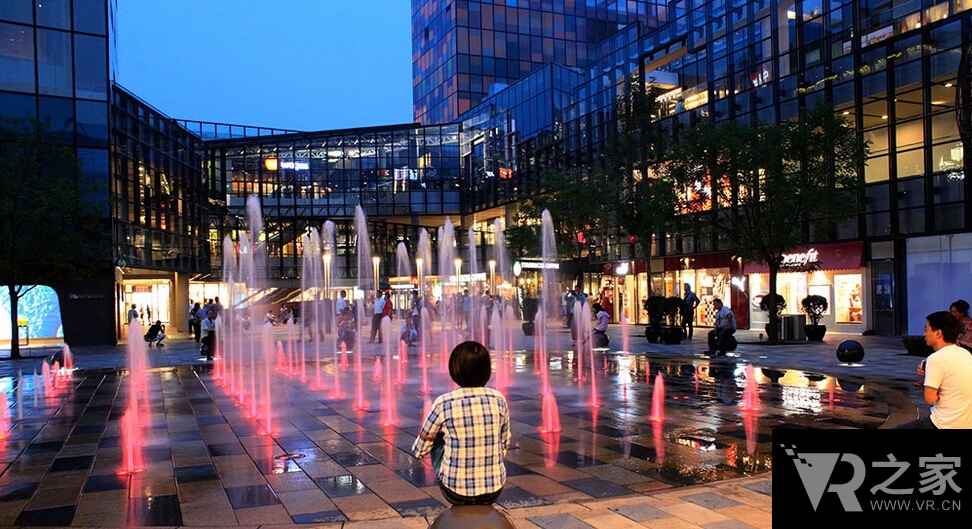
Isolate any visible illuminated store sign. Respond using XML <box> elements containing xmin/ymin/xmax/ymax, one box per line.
<box><xmin>780</xmin><ymin>248</ymin><xmax>820</xmax><ymax>269</ymax></box>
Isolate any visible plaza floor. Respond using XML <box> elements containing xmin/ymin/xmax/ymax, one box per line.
<box><xmin>0</xmin><ymin>323</ymin><xmax>927</xmax><ymax>528</ymax></box>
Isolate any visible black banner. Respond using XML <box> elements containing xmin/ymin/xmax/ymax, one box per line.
<box><xmin>773</xmin><ymin>429</ymin><xmax>970</xmax><ymax>523</ymax></box>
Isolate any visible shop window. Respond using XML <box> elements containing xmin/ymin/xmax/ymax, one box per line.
<box><xmin>866</xmin><ymin>212</ymin><xmax>891</xmax><ymax>237</ymax></box>
<box><xmin>895</xmin><ymin>119</ymin><xmax>924</xmax><ymax>150</ymax></box>
<box><xmin>932</xmin><ymin>168</ymin><xmax>964</xmax><ymax>205</ymax></box>
<box><xmin>896</xmin><ymin>148</ymin><xmax>925</xmax><ymax>179</ymax></box>
<box><xmin>865</xmin><ymin>182</ymin><xmax>890</xmax><ymax>212</ymax></box>
<box><xmin>865</xmin><ymin>154</ymin><xmax>889</xmax><ymax>183</ymax></box>
<box><xmin>930</xmin><ymin>112</ymin><xmax>959</xmax><ymax>142</ymax></box>
<box><xmin>899</xmin><ymin>208</ymin><xmax>926</xmax><ymax>234</ymax></box>
<box><xmin>834</xmin><ymin>274</ymin><xmax>863</xmax><ymax>323</ymax></box>
<box><xmin>931</xmin><ymin>142</ymin><xmax>963</xmax><ymax>175</ymax></box>
<box><xmin>864</xmin><ymin>127</ymin><xmax>889</xmax><ymax>155</ymax></box>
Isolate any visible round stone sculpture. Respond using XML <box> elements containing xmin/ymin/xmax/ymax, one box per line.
<box><xmin>836</xmin><ymin>340</ymin><xmax>865</xmax><ymax>363</ymax></box>
<box><xmin>429</xmin><ymin>505</ymin><xmax>517</xmax><ymax>529</ymax></box>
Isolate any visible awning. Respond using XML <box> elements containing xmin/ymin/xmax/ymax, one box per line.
<box><xmin>743</xmin><ymin>241</ymin><xmax>864</xmax><ymax>274</ymax></box>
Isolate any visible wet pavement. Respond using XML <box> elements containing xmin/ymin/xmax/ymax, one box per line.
<box><xmin>0</xmin><ymin>323</ymin><xmax>927</xmax><ymax>528</ymax></box>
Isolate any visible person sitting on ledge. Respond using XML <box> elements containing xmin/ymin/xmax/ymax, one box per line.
<box><xmin>412</xmin><ymin>341</ymin><xmax>511</xmax><ymax>505</ymax></box>
<box><xmin>144</xmin><ymin>320</ymin><xmax>166</xmax><ymax>347</ymax></box>
<box><xmin>706</xmin><ymin>298</ymin><xmax>735</xmax><ymax>356</ymax></box>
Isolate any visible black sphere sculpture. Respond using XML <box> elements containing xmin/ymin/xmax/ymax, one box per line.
<box><xmin>836</xmin><ymin>340</ymin><xmax>865</xmax><ymax>363</ymax></box>
<box><xmin>593</xmin><ymin>332</ymin><xmax>610</xmax><ymax>348</ymax></box>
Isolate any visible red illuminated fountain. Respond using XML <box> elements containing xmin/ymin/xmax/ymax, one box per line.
<box><xmin>119</xmin><ymin>322</ymin><xmax>148</xmax><ymax>475</ymax></box>
<box><xmin>741</xmin><ymin>364</ymin><xmax>761</xmax><ymax>412</ymax></box>
<box><xmin>650</xmin><ymin>372</ymin><xmax>665</xmax><ymax>422</ymax></box>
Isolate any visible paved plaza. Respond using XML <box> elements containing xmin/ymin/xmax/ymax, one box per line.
<box><xmin>0</xmin><ymin>323</ymin><xmax>928</xmax><ymax>528</ymax></box>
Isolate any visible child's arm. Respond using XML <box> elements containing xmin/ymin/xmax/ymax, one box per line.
<box><xmin>499</xmin><ymin>399</ymin><xmax>512</xmax><ymax>454</ymax></box>
<box><xmin>411</xmin><ymin>401</ymin><xmax>443</xmax><ymax>458</ymax></box>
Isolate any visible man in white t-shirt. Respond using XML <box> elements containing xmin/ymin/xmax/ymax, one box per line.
<box><xmin>894</xmin><ymin>311</ymin><xmax>972</xmax><ymax>429</ymax></box>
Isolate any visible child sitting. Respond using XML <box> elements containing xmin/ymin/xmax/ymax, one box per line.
<box><xmin>411</xmin><ymin>341</ymin><xmax>510</xmax><ymax>505</ymax></box>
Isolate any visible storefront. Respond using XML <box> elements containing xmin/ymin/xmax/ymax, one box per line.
<box><xmin>744</xmin><ymin>242</ymin><xmax>865</xmax><ymax>333</ymax></box>
<box><xmin>663</xmin><ymin>253</ymin><xmax>747</xmax><ymax>329</ymax></box>
<box><xmin>597</xmin><ymin>261</ymin><xmax>650</xmax><ymax>324</ymax></box>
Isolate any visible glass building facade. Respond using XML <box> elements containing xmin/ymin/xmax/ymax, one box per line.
<box><xmin>487</xmin><ymin>0</ymin><xmax>972</xmax><ymax>334</ymax></box>
<box><xmin>204</xmin><ymin>124</ymin><xmax>465</xmax><ymax>283</ymax></box>
<box><xmin>412</xmin><ymin>0</ymin><xmax>669</xmax><ymax>125</ymax></box>
<box><xmin>4</xmin><ymin>0</ymin><xmax>972</xmax><ymax>342</ymax></box>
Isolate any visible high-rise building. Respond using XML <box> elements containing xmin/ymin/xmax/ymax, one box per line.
<box><xmin>0</xmin><ymin>1</ymin><xmax>212</xmax><ymax>345</ymax></box>
<box><xmin>411</xmin><ymin>0</ymin><xmax>669</xmax><ymax>125</ymax></box>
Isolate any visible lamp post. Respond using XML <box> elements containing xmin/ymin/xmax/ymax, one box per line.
<box><xmin>323</xmin><ymin>252</ymin><xmax>331</xmax><ymax>294</ymax></box>
<box><xmin>373</xmin><ymin>256</ymin><xmax>381</xmax><ymax>294</ymax></box>
<box><xmin>488</xmin><ymin>259</ymin><xmax>496</xmax><ymax>295</ymax></box>
<box><xmin>416</xmin><ymin>257</ymin><xmax>424</xmax><ymax>294</ymax></box>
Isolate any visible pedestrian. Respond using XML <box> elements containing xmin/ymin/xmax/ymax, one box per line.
<box><xmin>682</xmin><ymin>283</ymin><xmax>700</xmax><ymax>339</ymax></box>
<box><xmin>411</xmin><ymin>341</ymin><xmax>511</xmax><ymax>505</ymax></box>
<box><xmin>190</xmin><ymin>302</ymin><xmax>202</xmax><ymax>342</ymax></box>
<box><xmin>592</xmin><ymin>302</ymin><xmax>610</xmax><ymax>347</ymax></box>
<box><xmin>706</xmin><ymin>298</ymin><xmax>736</xmax><ymax>356</ymax></box>
<box><xmin>200</xmin><ymin>309</ymin><xmax>218</xmax><ymax>361</ymax></box>
<box><xmin>949</xmin><ymin>299</ymin><xmax>972</xmax><ymax>349</ymax></box>
<box><xmin>893</xmin><ymin>311</ymin><xmax>972</xmax><ymax>429</ymax></box>
<box><xmin>566</xmin><ymin>288</ymin><xmax>577</xmax><ymax>343</ymax></box>
<box><xmin>213</xmin><ymin>297</ymin><xmax>224</xmax><ymax>318</ymax></box>
<box><xmin>144</xmin><ymin>320</ymin><xmax>166</xmax><ymax>346</ymax></box>
<box><xmin>127</xmin><ymin>304</ymin><xmax>138</xmax><ymax>324</ymax></box>
<box><xmin>369</xmin><ymin>290</ymin><xmax>386</xmax><ymax>344</ymax></box>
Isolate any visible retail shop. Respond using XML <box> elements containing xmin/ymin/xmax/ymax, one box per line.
<box><xmin>743</xmin><ymin>242</ymin><xmax>866</xmax><ymax>336</ymax></box>
<box><xmin>662</xmin><ymin>253</ymin><xmax>748</xmax><ymax>330</ymax></box>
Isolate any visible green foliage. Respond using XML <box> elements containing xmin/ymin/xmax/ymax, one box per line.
<box><xmin>643</xmin><ymin>295</ymin><xmax>666</xmax><ymax>327</ymax></box>
<box><xmin>664</xmin><ymin>100</ymin><xmax>867</xmax><ymax>342</ymax></box>
<box><xmin>0</xmin><ymin>116</ymin><xmax>108</xmax><ymax>357</ymax></box>
<box><xmin>759</xmin><ymin>293</ymin><xmax>787</xmax><ymax>317</ymax></box>
<box><xmin>801</xmin><ymin>294</ymin><xmax>829</xmax><ymax>325</ymax></box>
<box><xmin>601</xmin><ymin>77</ymin><xmax>677</xmax><ymax>293</ymax></box>
<box><xmin>662</xmin><ymin>296</ymin><xmax>684</xmax><ymax>327</ymax></box>
<box><xmin>508</xmin><ymin>169</ymin><xmax>613</xmax><ymax>261</ymax></box>
<box><xmin>521</xmin><ymin>296</ymin><xmax>539</xmax><ymax>322</ymax></box>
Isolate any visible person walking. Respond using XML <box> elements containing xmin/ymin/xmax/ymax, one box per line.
<box><xmin>682</xmin><ymin>283</ymin><xmax>700</xmax><ymax>339</ymax></box>
<box><xmin>127</xmin><ymin>304</ymin><xmax>138</xmax><ymax>325</ymax></box>
<box><xmin>368</xmin><ymin>290</ymin><xmax>386</xmax><ymax>344</ymax></box>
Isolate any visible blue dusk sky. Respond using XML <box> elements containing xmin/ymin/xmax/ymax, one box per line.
<box><xmin>113</xmin><ymin>0</ymin><xmax>414</xmax><ymax>132</ymax></box>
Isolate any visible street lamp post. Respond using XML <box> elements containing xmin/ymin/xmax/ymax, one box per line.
<box><xmin>488</xmin><ymin>259</ymin><xmax>496</xmax><ymax>295</ymax></box>
<box><xmin>373</xmin><ymin>256</ymin><xmax>381</xmax><ymax>293</ymax></box>
<box><xmin>416</xmin><ymin>258</ymin><xmax>423</xmax><ymax>294</ymax></box>
<box><xmin>454</xmin><ymin>258</ymin><xmax>462</xmax><ymax>293</ymax></box>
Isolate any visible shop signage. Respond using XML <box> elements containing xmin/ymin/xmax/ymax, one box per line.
<box><xmin>513</xmin><ymin>260</ymin><xmax>560</xmax><ymax>277</ymax></box>
<box><xmin>780</xmin><ymin>248</ymin><xmax>820</xmax><ymax>269</ymax></box>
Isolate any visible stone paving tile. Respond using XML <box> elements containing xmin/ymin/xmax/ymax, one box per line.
<box><xmin>527</xmin><ymin>512</ymin><xmax>597</xmax><ymax>529</ymax></box>
<box><xmin>682</xmin><ymin>491</ymin><xmax>743</xmax><ymax>509</ymax></box>
<box><xmin>658</xmin><ymin>501</ymin><xmax>732</xmax><ymax>526</ymax></box>
<box><xmin>702</xmin><ymin>520</ymin><xmax>760</xmax><ymax>529</ymax></box>
<box><xmin>713</xmin><ymin>505</ymin><xmax>772</xmax><ymax>529</ymax></box>
<box><xmin>742</xmin><ymin>480</ymin><xmax>772</xmax><ymax>496</ymax></box>
<box><xmin>611</xmin><ymin>501</ymin><xmax>673</xmax><ymax>522</ymax></box>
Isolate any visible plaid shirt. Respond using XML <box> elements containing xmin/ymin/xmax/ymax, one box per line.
<box><xmin>412</xmin><ymin>386</ymin><xmax>511</xmax><ymax>497</ymax></box>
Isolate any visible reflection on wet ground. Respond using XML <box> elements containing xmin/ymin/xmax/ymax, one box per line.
<box><xmin>0</xmin><ymin>349</ymin><xmax>896</xmax><ymax>525</ymax></box>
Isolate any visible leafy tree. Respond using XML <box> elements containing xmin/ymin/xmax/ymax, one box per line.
<box><xmin>665</xmin><ymin>101</ymin><xmax>867</xmax><ymax>343</ymax></box>
<box><xmin>505</xmin><ymin>168</ymin><xmax>613</xmax><ymax>266</ymax></box>
<box><xmin>602</xmin><ymin>77</ymin><xmax>677</xmax><ymax>295</ymax></box>
<box><xmin>0</xmin><ymin>117</ymin><xmax>108</xmax><ymax>359</ymax></box>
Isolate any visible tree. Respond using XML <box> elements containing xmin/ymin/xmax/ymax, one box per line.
<box><xmin>602</xmin><ymin>77</ymin><xmax>677</xmax><ymax>295</ymax></box>
<box><xmin>505</xmin><ymin>168</ymin><xmax>613</xmax><ymax>266</ymax></box>
<box><xmin>665</xmin><ymin>101</ymin><xmax>868</xmax><ymax>343</ymax></box>
<box><xmin>0</xmin><ymin>117</ymin><xmax>108</xmax><ymax>359</ymax></box>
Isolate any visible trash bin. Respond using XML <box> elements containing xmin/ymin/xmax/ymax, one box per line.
<box><xmin>782</xmin><ymin>314</ymin><xmax>806</xmax><ymax>341</ymax></box>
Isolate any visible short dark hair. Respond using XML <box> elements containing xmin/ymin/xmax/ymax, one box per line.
<box><xmin>927</xmin><ymin>311</ymin><xmax>962</xmax><ymax>343</ymax></box>
<box><xmin>592</xmin><ymin>303</ymin><xmax>604</xmax><ymax>313</ymax></box>
<box><xmin>449</xmin><ymin>341</ymin><xmax>491</xmax><ymax>387</ymax></box>
<box><xmin>950</xmin><ymin>299</ymin><xmax>970</xmax><ymax>316</ymax></box>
